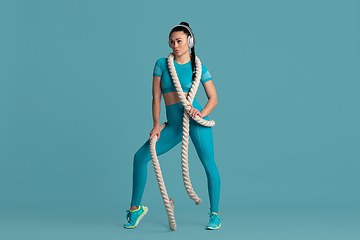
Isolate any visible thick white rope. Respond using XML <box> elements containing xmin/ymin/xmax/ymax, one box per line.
<box><xmin>149</xmin><ymin>53</ymin><xmax>215</xmax><ymax>231</ymax></box>
<box><xmin>149</xmin><ymin>122</ymin><xmax>177</xmax><ymax>230</ymax></box>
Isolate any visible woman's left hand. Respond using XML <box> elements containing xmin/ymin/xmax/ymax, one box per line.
<box><xmin>188</xmin><ymin>103</ymin><xmax>203</xmax><ymax>118</ymax></box>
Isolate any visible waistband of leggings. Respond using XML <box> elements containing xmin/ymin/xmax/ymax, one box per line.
<box><xmin>165</xmin><ymin>101</ymin><xmax>183</xmax><ymax>109</ymax></box>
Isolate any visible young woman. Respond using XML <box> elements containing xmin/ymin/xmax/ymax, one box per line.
<box><xmin>124</xmin><ymin>22</ymin><xmax>221</xmax><ymax>230</ymax></box>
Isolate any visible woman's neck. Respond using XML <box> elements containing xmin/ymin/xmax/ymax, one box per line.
<box><xmin>174</xmin><ymin>51</ymin><xmax>191</xmax><ymax>65</ymax></box>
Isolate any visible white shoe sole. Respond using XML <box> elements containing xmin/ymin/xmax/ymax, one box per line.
<box><xmin>206</xmin><ymin>223</ymin><xmax>221</xmax><ymax>230</ymax></box>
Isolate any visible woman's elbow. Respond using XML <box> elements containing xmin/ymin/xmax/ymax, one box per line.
<box><xmin>152</xmin><ymin>96</ymin><xmax>161</xmax><ymax>103</ymax></box>
<box><xmin>211</xmin><ymin>96</ymin><xmax>218</xmax><ymax>106</ymax></box>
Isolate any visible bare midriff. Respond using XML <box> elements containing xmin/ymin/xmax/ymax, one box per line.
<box><xmin>163</xmin><ymin>91</ymin><xmax>189</xmax><ymax>106</ymax></box>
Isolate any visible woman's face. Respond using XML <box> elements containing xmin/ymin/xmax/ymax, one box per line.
<box><xmin>169</xmin><ymin>31</ymin><xmax>189</xmax><ymax>57</ymax></box>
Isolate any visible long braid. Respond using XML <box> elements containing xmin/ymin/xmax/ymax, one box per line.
<box><xmin>191</xmin><ymin>46</ymin><xmax>196</xmax><ymax>80</ymax></box>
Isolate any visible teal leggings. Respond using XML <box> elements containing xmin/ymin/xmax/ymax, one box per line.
<box><xmin>130</xmin><ymin>98</ymin><xmax>221</xmax><ymax>212</ymax></box>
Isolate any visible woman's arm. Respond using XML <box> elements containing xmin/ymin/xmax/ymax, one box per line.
<box><xmin>149</xmin><ymin>76</ymin><xmax>162</xmax><ymax>140</ymax></box>
<box><xmin>189</xmin><ymin>80</ymin><xmax>218</xmax><ymax>118</ymax></box>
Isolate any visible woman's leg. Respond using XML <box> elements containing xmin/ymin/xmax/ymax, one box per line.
<box><xmin>189</xmin><ymin>99</ymin><xmax>221</xmax><ymax>213</ymax></box>
<box><xmin>130</xmin><ymin>102</ymin><xmax>184</xmax><ymax>207</ymax></box>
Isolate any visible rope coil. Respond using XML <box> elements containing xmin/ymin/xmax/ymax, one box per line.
<box><xmin>149</xmin><ymin>53</ymin><xmax>215</xmax><ymax>231</ymax></box>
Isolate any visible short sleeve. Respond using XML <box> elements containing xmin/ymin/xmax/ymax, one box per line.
<box><xmin>153</xmin><ymin>58</ymin><xmax>163</xmax><ymax>77</ymax></box>
<box><xmin>200</xmin><ymin>64</ymin><xmax>212</xmax><ymax>84</ymax></box>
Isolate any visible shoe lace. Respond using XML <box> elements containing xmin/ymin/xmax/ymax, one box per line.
<box><xmin>126</xmin><ymin>210</ymin><xmax>133</xmax><ymax>223</ymax></box>
<box><xmin>208</xmin><ymin>212</ymin><xmax>222</xmax><ymax>221</ymax></box>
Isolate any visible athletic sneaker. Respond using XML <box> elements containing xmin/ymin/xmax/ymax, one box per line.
<box><xmin>205</xmin><ymin>212</ymin><xmax>222</xmax><ymax>230</ymax></box>
<box><xmin>124</xmin><ymin>205</ymin><xmax>148</xmax><ymax>229</ymax></box>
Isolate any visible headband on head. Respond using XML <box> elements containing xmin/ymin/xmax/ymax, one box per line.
<box><xmin>168</xmin><ymin>24</ymin><xmax>196</xmax><ymax>48</ymax></box>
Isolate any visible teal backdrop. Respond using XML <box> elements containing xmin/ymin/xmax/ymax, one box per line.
<box><xmin>0</xmin><ymin>0</ymin><xmax>359</xmax><ymax>239</ymax></box>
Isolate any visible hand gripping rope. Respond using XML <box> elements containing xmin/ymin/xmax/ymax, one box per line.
<box><xmin>149</xmin><ymin>53</ymin><xmax>215</xmax><ymax>231</ymax></box>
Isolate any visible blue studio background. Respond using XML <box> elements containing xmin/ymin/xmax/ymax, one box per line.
<box><xmin>0</xmin><ymin>0</ymin><xmax>359</xmax><ymax>239</ymax></box>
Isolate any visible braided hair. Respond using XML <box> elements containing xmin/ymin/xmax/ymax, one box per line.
<box><xmin>169</xmin><ymin>22</ymin><xmax>196</xmax><ymax>81</ymax></box>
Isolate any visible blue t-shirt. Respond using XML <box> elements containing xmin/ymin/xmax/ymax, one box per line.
<box><xmin>153</xmin><ymin>58</ymin><xmax>212</xmax><ymax>94</ymax></box>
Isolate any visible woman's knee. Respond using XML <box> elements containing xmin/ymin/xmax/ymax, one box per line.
<box><xmin>202</xmin><ymin>157</ymin><xmax>218</xmax><ymax>173</ymax></box>
<box><xmin>133</xmin><ymin>143</ymin><xmax>151</xmax><ymax>166</ymax></box>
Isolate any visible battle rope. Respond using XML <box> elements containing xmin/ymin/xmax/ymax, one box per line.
<box><xmin>149</xmin><ymin>53</ymin><xmax>215</xmax><ymax>231</ymax></box>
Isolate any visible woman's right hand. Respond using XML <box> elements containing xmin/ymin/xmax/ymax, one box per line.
<box><xmin>149</xmin><ymin>124</ymin><xmax>161</xmax><ymax>141</ymax></box>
